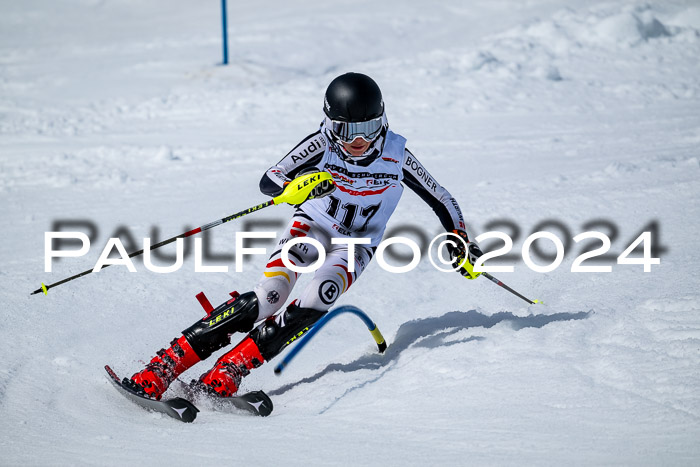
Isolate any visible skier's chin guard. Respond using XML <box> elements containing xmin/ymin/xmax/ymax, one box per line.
<box><xmin>182</xmin><ymin>291</ymin><xmax>260</xmax><ymax>360</ymax></box>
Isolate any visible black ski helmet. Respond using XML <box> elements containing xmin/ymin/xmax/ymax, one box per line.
<box><xmin>323</xmin><ymin>72</ymin><xmax>384</xmax><ymax>122</ymax></box>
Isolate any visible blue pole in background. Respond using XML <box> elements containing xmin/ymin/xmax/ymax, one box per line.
<box><xmin>274</xmin><ymin>305</ymin><xmax>387</xmax><ymax>375</ymax></box>
<box><xmin>221</xmin><ymin>0</ymin><xmax>229</xmax><ymax>65</ymax></box>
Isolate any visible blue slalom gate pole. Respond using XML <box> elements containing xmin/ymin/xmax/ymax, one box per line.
<box><xmin>274</xmin><ymin>305</ymin><xmax>387</xmax><ymax>375</ymax></box>
<box><xmin>221</xmin><ymin>0</ymin><xmax>229</xmax><ymax>65</ymax></box>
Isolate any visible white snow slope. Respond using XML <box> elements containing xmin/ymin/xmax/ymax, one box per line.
<box><xmin>1</xmin><ymin>0</ymin><xmax>699</xmax><ymax>465</ymax></box>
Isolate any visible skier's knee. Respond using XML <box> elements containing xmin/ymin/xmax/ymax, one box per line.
<box><xmin>254</xmin><ymin>278</ymin><xmax>291</xmax><ymax>320</ymax></box>
<box><xmin>182</xmin><ymin>291</ymin><xmax>259</xmax><ymax>360</ymax></box>
<box><xmin>249</xmin><ymin>303</ymin><xmax>326</xmax><ymax>360</ymax></box>
<box><xmin>297</xmin><ymin>277</ymin><xmax>343</xmax><ymax>310</ymax></box>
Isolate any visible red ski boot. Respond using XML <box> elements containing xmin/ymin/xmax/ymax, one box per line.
<box><xmin>129</xmin><ymin>336</ymin><xmax>201</xmax><ymax>399</ymax></box>
<box><xmin>194</xmin><ymin>336</ymin><xmax>265</xmax><ymax>397</ymax></box>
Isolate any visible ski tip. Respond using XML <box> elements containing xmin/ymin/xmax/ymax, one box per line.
<box><xmin>104</xmin><ymin>365</ymin><xmax>120</xmax><ymax>383</ymax></box>
<box><xmin>105</xmin><ymin>364</ymin><xmax>199</xmax><ymax>423</ymax></box>
<box><xmin>533</xmin><ymin>299</ymin><xmax>542</xmax><ymax>304</ymax></box>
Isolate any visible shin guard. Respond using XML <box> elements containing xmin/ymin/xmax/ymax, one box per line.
<box><xmin>249</xmin><ymin>302</ymin><xmax>326</xmax><ymax>361</ymax></box>
<box><xmin>182</xmin><ymin>291</ymin><xmax>260</xmax><ymax>360</ymax></box>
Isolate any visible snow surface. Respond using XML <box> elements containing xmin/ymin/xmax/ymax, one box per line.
<box><xmin>1</xmin><ymin>0</ymin><xmax>699</xmax><ymax>465</ymax></box>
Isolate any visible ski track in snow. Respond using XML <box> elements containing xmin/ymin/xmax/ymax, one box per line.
<box><xmin>1</xmin><ymin>0</ymin><xmax>699</xmax><ymax>465</ymax></box>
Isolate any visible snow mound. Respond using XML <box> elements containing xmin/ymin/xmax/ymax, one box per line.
<box><xmin>392</xmin><ymin>2</ymin><xmax>700</xmax><ymax>117</ymax></box>
<box><xmin>590</xmin><ymin>9</ymin><xmax>670</xmax><ymax>45</ymax></box>
<box><xmin>533</xmin><ymin>4</ymin><xmax>682</xmax><ymax>48</ymax></box>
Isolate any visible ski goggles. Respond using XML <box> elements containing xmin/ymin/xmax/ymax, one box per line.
<box><xmin>326</xmin><ymin>115</ymin><xmax>384</xmax><ymax>143</ymax></box>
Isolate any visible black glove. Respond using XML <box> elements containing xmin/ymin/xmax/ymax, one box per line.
<box><xmin>447</xmin><ymin>229</ymin><xmax>483</xmax><ymax>280</ymax></box>
<box><xmin>307</xmin><ymin>178</ymin><xmax>336</xmax><ymax>200</ymax></box>
<box><xmin>297</xmin><ymin>167</ymin><xmax>335</xmax><ymax>199</ymax></box>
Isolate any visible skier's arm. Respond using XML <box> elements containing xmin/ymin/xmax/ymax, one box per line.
<box><xmin>402</xmin><ymin>148</ymin><xmax>467</xmax><ymax>234</ymax></box>
<box><xmin>260</xmin><ymin>131</ymin><xmax>327</xmax><ymax>197</ymax></box>
<box><xmin>402</xmin><ymin>149</ymin><xmax>483</xmax><ymax>278</ymax></box>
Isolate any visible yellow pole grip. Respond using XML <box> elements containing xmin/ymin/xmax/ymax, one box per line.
<box><xmin>369</xmin><ymin>325</ymin><xmax>387</xmax><ymax>353</ymax></box>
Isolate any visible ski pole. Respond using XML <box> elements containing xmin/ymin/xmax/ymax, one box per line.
<box><xmin>32</xmin><ymin>172</ymin><xmax>335</xmax><ymax>296</ymax></box>
<box><xmin>481</xmin><ymin>272</ymin><xmax>540</xmax><ymax>305</ymax></box>
<box><xmin>274</xmin><ymin>305</ymin><xmax>386</xmax><ymax>375</ymax></box>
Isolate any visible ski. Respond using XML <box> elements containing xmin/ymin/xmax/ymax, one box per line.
<box><xmin>179</xmin><ymin>381</ymin><xmax>274</xmax><ymax>417</ymax></box>
<box><xmin>105</xmin><ymin>365</ymin><xmax>199</xmax><ymax>423</ymax></box>
<box><xmin>213</xmin><ymin>390</ymin><xmax>274</xmax><ymax>417</ymax></box>
<box><xmin>106</xmin><ymin>365</ymin><xmax>273</xmax><ymax>421</ymax></box>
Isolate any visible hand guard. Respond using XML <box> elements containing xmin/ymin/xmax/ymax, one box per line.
<box><xmin>306</xmin><ymin>176</ymin><xmax>336</xmax><ymax>201</ymax></box>
<box><xmin>287</xmin><ymin>170</ymin><xmax>336</xmax><ymax>204</ymax></box>
<box><xmin>275</xmin><ymin>171</ymin><xmax>336</xmax><ymax>206</ymax></box>
<box><xmin>447</xmin><ymin>229</ymin><xmax>483</xmax><ymax>280</ymax></box>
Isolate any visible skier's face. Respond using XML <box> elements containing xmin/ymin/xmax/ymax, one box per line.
<box><xmin>341</xmin><ymin>137</ymin><xmax>372</xmax><ymax>157</ymax></box>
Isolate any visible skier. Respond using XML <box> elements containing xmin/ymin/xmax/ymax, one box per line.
<box><xmin>127</xmin><ymin>72</ymin><xmax>484</xmax><ymax>400</ymax></box>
